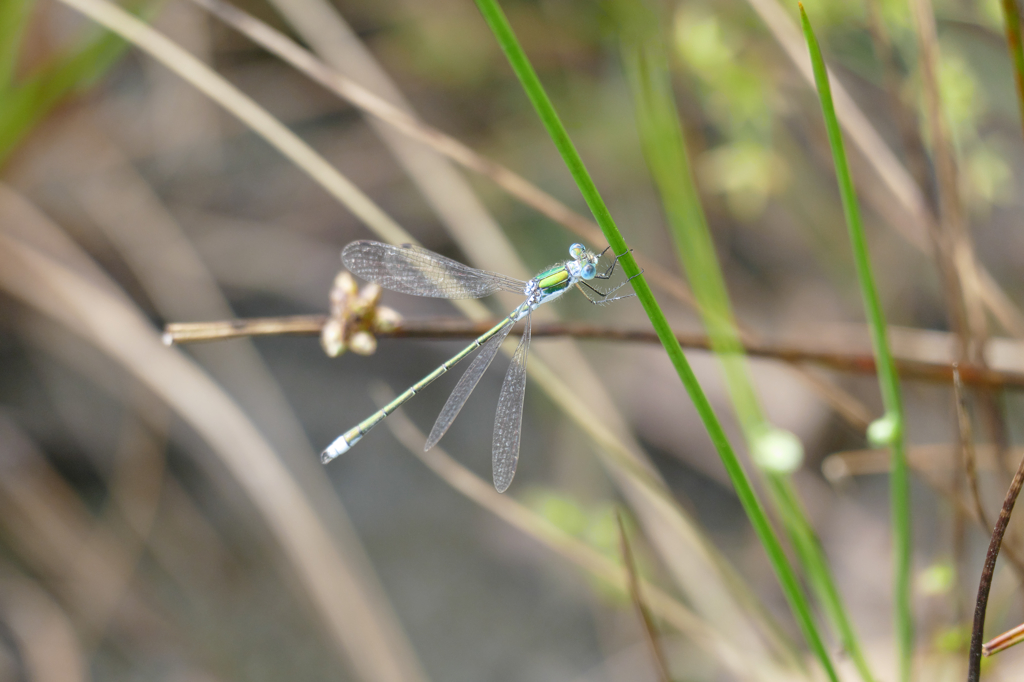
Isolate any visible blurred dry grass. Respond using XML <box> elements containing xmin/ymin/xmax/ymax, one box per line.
<box><xmin>3</xmin><ymin>0</ymin><xmax>1024</xmax><ymax>680</ymax></box>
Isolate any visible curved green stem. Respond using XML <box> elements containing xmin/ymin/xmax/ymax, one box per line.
<box><xmin>623</xmin><ymin>32</ymin><xmax>875</xmax><ymax>682</ymax></box>
<box><xmin>800</xmin><ymin>7</ymin><xmax>912</xmax><ymax>682</ymax></box>
<box><xmin>474</xmin><ymin>1</ymin><xmax>839</xmax><ymax>680</ymax></box>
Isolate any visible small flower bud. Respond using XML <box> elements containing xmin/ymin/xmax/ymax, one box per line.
<box><xmin>320</xmin><ymin>318</ymin><xmax>346</xmax><ymax>357</ymax></box>
<box><xmin>350</xmin><ymin>330</ymin><xmax>378</xmax><ymax>356</ymax></box>
<box><xmin>354</xmin><ymin>283</ymin><xmax>383</xmax><ymax>315</ymax></box>
<box><xmin>751</xmin><ymin>426</ymin><xmax>804</xmax><ymax>474</ymax></box>
<box><xmin>867</xmin><ymin>413</ymin><xmax>900</xmax><ymax>447</ymax></box>
<box><xmin>330</xmin><ymin>272</ymin><xmax>357</xmax><ymax>314</ymax></box>
<box><xmin>373</xmin><ymin>306</ymin><xmax>402</xmax><ymax>333</ymax></box>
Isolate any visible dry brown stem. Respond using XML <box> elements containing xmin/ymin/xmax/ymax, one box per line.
<box><xmin>165</xmin><ymin>315</ymin><xmax>1024</xmax><ymax>389</ymax></box>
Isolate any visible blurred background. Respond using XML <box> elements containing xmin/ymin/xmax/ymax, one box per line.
<box><xmin>3</xmin><ymin>0</ymin><xmax>1024</xmax><ymax>679</ymax></box>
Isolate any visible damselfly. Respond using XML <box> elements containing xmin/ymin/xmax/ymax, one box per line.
<box><xmin>322</xmin><ymin>240</ymin><xmax>638</xmax><ymax>492</ymax></box>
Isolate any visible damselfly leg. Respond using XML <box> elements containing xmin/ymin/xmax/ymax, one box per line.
<box><xmin>576</xmin><ymin>247</ymin><xmax>642</xmax><ymax>305</ymax></box>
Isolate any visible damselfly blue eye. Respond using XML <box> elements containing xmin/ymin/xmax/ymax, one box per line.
<box><xmin>581</xmin><ymin>263</ymin><xmax>597</xmax><ymax>280</ymax></box>
<box><xmin>569</xmin><ymin>243</ymin><xmax>585</xmax><ymax>259</ymax></box>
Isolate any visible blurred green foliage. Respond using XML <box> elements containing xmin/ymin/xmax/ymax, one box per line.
<box><xmin>525</xmin><ymin>487</ymin><xmax>653</xmax><ymax>606</ymax></box>
<box><xmin>672</xmin><ymin>4</ymin><xmax>785</xmax><ymax>221</ymax></box>
<box><xmin>0</xmin><ymin>0</ymin><xmax>148</xmax><ymax>165</ymax></box>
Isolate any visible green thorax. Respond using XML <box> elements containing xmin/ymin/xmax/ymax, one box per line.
<box><xmin>536</xmin><ymin>264</ymin><xmax>572</xmax><ymax>296</ymax></box>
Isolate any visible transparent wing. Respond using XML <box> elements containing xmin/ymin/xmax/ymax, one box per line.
<box><xmin>491</xmin><ymin>313</ymin><xmax>531</xmax><ymax>493</ymax></box>
<box><xmin>342</xmin><ymin>240</ymin><xmax>525</xmax><ymax>299</ymax></box>
<box><xmin>424</xmin><ymin>321</ymin><xmax>514</xmax><ymax>450</ymax></box>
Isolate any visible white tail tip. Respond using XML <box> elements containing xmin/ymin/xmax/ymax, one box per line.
<box><xmin>321</xmin><ymin>435</ymin><xmax>352</xmax><ymax>464</ymax></box>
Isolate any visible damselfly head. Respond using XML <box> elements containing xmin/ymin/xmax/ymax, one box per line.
<box><xmin>569</xmin><ymin>242</ymin><xmax>598</xmax><ymax>279</ymax></box>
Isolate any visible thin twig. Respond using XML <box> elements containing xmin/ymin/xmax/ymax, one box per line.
<box><xmin>909</xmin><ymin>0</ymin><xmax>1014</xmax><ymax>490</ymax></box>
<box><xmin>951</xmin><ymin>365</ymin><xmax>969</xmax><ymax>621</ymax></box>
<box><xmin>956</xmin><ymin>367</ymin><xmax>990</xmax><ymax>536</ymax></box>
<box><xmin>908</xmin><ymin>0</ymin><xmax>973</xmax><ymax>355</ymax></box>
<box><xmin>866</xmin><ymin>0</ymin><xmax>978</xmax><ymax>375</ymax></box>
<box><xmin>617</xmin><ymin>509</ymin><xmax>672</xmax><ymax>682</ymax></box>
<box><xmin>955</xmin><ymin>367</ymin><xmax>1024</xmax><ymax>580</ymax></box>
<box><xmin>984</xmin><ymin>620</ymin><xmax>1024</xmax><ymax>656</ymax></box>
<box><xmin>863</xmin><ymin>0</ymin><xmax>936</xmax><ymax>214</ymax></box>
<box><xmin>164</xmin><ymin>316</ymin><xmax>1024</xmax><ymax>389</ymax></box>
<box><xmin>163</xmin><ymin>315</ymin><xmax>329</xmax><ymax>344</ymax></box>
<box><xmin>968</xmin><ymin>451</ymin><xmax>1024</xmax><ymax>682</ymax></box>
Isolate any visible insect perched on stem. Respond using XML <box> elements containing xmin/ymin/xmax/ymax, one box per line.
<box><xmin>322</xmin><ymin>240</ymin><xmax>638</xmax><ymax>492</ymax></box>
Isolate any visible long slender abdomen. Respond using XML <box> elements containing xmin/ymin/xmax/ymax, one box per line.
<box><xmin>321</xmin><ymin>314</ymin><xmax>519</xmax><ymax>463</ymax></box>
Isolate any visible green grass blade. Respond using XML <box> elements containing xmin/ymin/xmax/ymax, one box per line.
<box><xmin>622</xmin><ymin>40</ymin><xmax>761</xmax><ymax>435</ymax></box>
<box><xmin>623</xmin><ymin>35</ymin><xmax>876</xmax><ymax>682</ymax></box>
<box><xmin>0</xmin><ymin>8</ymin><xmax>136</xmax><ymax>164</ymax></box>
<box><xmin>0</xmin><ymin>0</ymin><xmax>34</xmax><ymax>89</ymax></box>
<box><xmin>473</xmin><ymin>1</ymin><xmax>838</xmax><ymax>679</ymax></box>
<box><xmin>799</xmin><ymin>7</ymin><xmax>912</xmax><ymax>682</ymax></box>
<box><xmin>625</xmin><ymin>31</ymin><xmax>878</xmax><ymax>682</ymax></box>
<box><xmin>766</xmin><ymin>475</ymin><xmax>877</xmax><ymax>680</ymax></box>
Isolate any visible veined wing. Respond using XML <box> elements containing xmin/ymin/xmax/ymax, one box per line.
<box><xmin>342</xmin><ymin>241</ymin><xmax>526</xmax><ymax>299</ymax></box>
<box><xmin>424</xmin><ymin>320</ymin><xmax>514</xmax><ymax>450</ymax></box>
<box><xmin>491</xmin><ymin>313</ymin><xmax>531</xmax><ymax>493</ymax></box>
